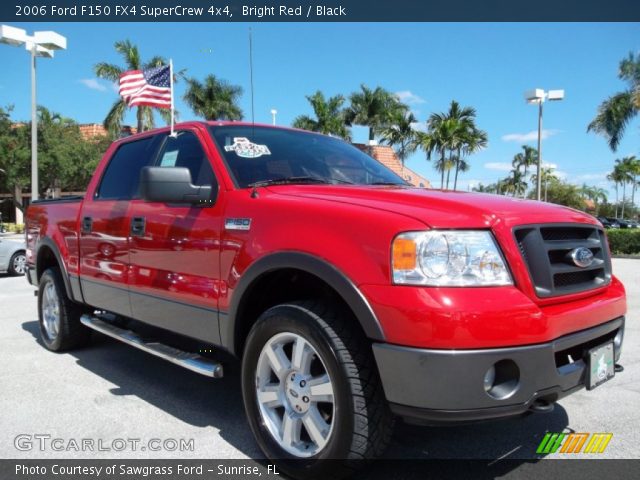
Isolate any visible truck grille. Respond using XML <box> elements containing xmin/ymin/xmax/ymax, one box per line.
<box><xmin>513</xmin><ymin>224</ymin><xmax>611</xmax><ymax>297</ymax></box>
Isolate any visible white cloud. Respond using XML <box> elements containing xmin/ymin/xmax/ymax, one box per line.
<box><xmin>501</xmin><ymin>129</ymin><xmax>560</xmax><ymax>143</ymax></box>
<box><xmin>458</xmin><ymin>179</ymin><xmax>483</xmax><ymax>191</ymax></box>
<box><xmin>79</xmin><ymin>78</ymin><xmax>107</xmax><ymax>92</ymax></box>
<box><xmin>395</xmin><ymin>90</ymin><xmax>426</xmax><ymax>105</ymax></box>
<box><xmin>575</xmin><ymin>172</ymin><xmax>608</xmax><ymax>181</ymax></box>
<box><xmin>484</xmin><ymin>162</ymin><xmax>513</xmax><ymax>172</ymax></box>
<box><xmin>410</xmin><ymin>121</ymin><xmax>427</xmax><ymax>132</ymax></box>
<box><xmin>542</xmin><ymin>162</ymin><xmax>557</xmax><ymax>169</ymax></box>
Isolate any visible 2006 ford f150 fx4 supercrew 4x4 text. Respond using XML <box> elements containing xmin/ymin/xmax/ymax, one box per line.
<box><xmin>25</xmin><ymin>122</ymin><xmax>626</xmax><ymax>477</ymax></box>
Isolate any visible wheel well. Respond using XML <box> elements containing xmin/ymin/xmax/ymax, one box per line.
<box><xmin>36</xmin><ymin>246</ymin><xmax>59</xmax><ymax>281</ymax></box>
<box><xmin>234</xmin><ymin>268</ymin><xmax>365</xmax><ymax>356</ymax></box>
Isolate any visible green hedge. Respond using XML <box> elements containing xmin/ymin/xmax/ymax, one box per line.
<box><xmin>606</xmin><ymin>229</ymin><xmax>640</xmax><ymax>255</ymax></box>
<box><xmin>1</xmin><ymin>223</ymin><xmax>25</xmax><ymax>234</ymax></box>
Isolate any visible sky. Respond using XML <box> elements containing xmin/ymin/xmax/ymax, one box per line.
<box><xmin>0</xmin><ymin>22</ymin><xmax>639</xmax><ymax>197</ymax></box>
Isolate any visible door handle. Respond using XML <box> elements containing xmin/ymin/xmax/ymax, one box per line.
<box><xmin>81</xmin><ymin>216</ymin><xmax>93</xmax><ymax>233</ymax></box>
<box><xmin>130</xmin><ymin>217</ymin><xmax>146</xmax><ymax>237</ymax></box>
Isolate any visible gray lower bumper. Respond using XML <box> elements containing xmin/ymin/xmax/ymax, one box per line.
<box><xmin>373</xmin><ymin>317</ymin><xmax>624</xmax><ymax>423</ymax></box>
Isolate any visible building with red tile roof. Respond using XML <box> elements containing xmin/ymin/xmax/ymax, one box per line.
<box><xmin>353</xmin><ymin>143</ymin><xmax>431</xmax><ymax>188</ymax></box>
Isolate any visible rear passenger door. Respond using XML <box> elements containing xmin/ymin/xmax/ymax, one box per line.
<box><xmin>78</xmin><ymin>135</ymin><xmax>163</xmax><ymax>317</ymax></box>
<box><xmin>127</xmin><ymin>128</ymin><xmax>224</xmax><ymax>345</ymax></box>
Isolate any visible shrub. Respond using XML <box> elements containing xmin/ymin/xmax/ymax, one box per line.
<box><xmin>606</xmin><ymin>229</ymin><xmax>640</xmax><ymax>255</ymax></box>
<box><xmin>2</xmin><ymin>223</ymin><xmax>25</xmax><ymax>234</ymax></box>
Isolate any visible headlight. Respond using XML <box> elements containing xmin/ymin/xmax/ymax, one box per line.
<box><xmin>392</xmin><ymin>230</ymin><xmax>512</xmax><ymax>286</ymax></box>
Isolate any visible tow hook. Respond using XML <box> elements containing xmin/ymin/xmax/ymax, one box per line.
<box><xmin>530</xmin><ymin>400</ymin><xmax>555</xmax><ymax>414</ymax></box>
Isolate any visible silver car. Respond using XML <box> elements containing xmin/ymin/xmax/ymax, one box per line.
<box><xmin>0</xmin><ymin>237</ymin><xmax>26</xmax><ymax>275</ymax></box>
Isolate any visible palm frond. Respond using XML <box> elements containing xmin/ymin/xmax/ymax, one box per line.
<box><xmin>103</xmin><ymin>99</ymin><xmax>127</xmax><ymax>137</ymax></box>
<box><xmin>587</xmin><ymin>91</ymin><xmax>636</xmax><ymax>151</ymax></box>
<box><xmin>114</xmin><ymin>40</ymin><xmax>140</xmax><ymax>69</ymax></box>
<box><xmin>94</xmin><ymin>63</ymin><xmax>123</xmax><ymax>81</ymax></box>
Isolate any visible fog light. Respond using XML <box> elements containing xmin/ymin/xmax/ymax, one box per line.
<box><xmin>483</xmin><ymin>366</ymin><xmax>496</xmax><ymax>392</ymax></box>
<box><xmin>614</xmin><ymin>326</ymin><xmax>624</xmax><ymax>362</ymax></box>
<box><xmin>483</xmin><ymin>360</ymin><xmax>520</xmax><ymax>400</ymax></box>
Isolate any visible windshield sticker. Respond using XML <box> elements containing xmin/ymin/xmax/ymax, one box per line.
<box><xmin>224</xmin><ymin>137</ymin><xmax>271</xmax><ymax>158</ymax></box>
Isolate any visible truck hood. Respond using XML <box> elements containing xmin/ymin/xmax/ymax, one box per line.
<box><xmin>272</xmin><ymin>185</ymin><xmax>598</xmax><ymax>229</ymax></box>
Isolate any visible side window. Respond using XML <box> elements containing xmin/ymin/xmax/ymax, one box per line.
<box><xmin>156</xmin><ymin>131</ymin><xmax>217</xmax><ymax>189</ymax></box>
<box><xmin>96</xmin><ymin>136</ymin><xmax>160</xmax><ymax>200</ymax></box>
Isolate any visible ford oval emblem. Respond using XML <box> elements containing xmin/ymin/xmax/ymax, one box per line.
<box><xmin>570</xmin><ymin>247</ymin><xmax>594</xmax><ymax>268</ymax></box>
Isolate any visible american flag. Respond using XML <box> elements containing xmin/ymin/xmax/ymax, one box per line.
<box><xmin>119</xmin><ymin>65</ymin><xmax>171</xmax><ymax>109</ymax></box>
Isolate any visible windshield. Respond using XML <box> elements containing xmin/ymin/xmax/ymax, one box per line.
<box><xmin>209</xmin><ymin>126</ymin><xmax>407</xmax><ymax>188</ymax></box>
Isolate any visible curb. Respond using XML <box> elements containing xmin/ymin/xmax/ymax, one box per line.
<box><xmin>612</xmin><ymin>254</ymin><xmax>640</xmax><ymax>259</ymax></box>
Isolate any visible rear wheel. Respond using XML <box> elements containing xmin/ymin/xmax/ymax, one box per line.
<box><xmin>38</xmin><ymin>267</ymin><xmax>91</xmax><ymax>351</ymax></box>
<box><xmin>8</xmin><ymin>251</ymin><xmax>26</xmax><ymax>276</ymax></box>
<box><xmin>241</xmin><ymin>301</ymin><xmax>393</xmax><ymax>478</ymax></box>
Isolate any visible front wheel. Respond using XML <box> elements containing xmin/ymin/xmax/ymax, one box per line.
<box><xmin>241</xmin><ymin>301</ymin><xmax>393</xmax><ymax>478</ymax></box>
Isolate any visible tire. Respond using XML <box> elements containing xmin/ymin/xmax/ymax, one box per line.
<box><xmin>38</xmin><ymin>267</ymin><xmax>91</xmax><ymax>352</ymax></box>
<box><xmin>241</xmin><ymin>300</ymin><xmax>393</xmax><ymax>479</ymax></box>
<box><xmin>8</xmin><ymin>251</ymin><xmax>26</xmax><ymax>276</ymax></box>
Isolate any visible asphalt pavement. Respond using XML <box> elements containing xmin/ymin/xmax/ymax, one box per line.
<box><xmin>0</xmin><ymin>260</ymin><xmax>638</xmax><ymax>462</ymax></box>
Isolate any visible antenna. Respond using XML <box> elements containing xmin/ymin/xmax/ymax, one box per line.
<box><xmin>249</xmin><ymin>27</ymin><xmax>255</xmax><ymax>136</ymax></box>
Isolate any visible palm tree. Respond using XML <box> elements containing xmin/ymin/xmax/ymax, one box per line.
<box><xmin>346</xmin><ymin>84</ymin><xmax>407</xmax><ymax>142</ymax></box>
<box><xmin>507</xmin><ymin>168</ymin><xmax>527</xmax><ymax>197</ymax></box>
<box><xmin>531</xmin><ymin>166</ymin><xmax>557</xmax><ymax>202</ymax></box>
<box><xmin>621</xmin><ymin>155</ymin><xmax>639</xmax><ymax>209</ymax></box>
<box><xmin>183</xmin><ymin>75</ymin><xmax>243</xmax><ymax>121</ymax></box>
<box><xmin>615</xmin><ymin>158</ymin><xmax>634</xmax><ymax>218</ymax></box>
<box><xmin>292</xmin><ymin>91</ymin><xmax>350</xmax><ymax>139</ymax></box>
<box><xmin>419</xmin><ymin>101</ymin><xmax>486</xmax><ymax>191</ymax></box>
<box><xmin>454</xmin><ymin>127</ymin><xmax>487</xmax><ymax>191</ymax></box>
<box><xmin>419</xmin><ymin>115</ymin><xmax>452</xmax><ymax>189</ymax></box>
<box><xmin>591</xmin><ymin>186</ymin><xmax>609</xmax><ymax>214</ymax></box>
<box><xmin>380</xmin><ymin>111</ymin><xmax>419</xmax><ymax>175</ymax></box>
<box><xmin>607</xmin><ymin>171</ymin><xmax>622</xmax><ymax>218</ymax></box>
<box><xmin>511</xmin><ymin>146</ymin><xmax>538</xmax><ymax>198</ymax></box>
<box><xmin>453</xmin><ymin>158</ymin><xmax>470</xmax><ymax>190</ymax></box>
<box><xmin>588</xmin><ymin>52</ymin><xmax>640</xmax><ymax>151</ymax></box>
<box><xmin>579</xmin><ymin>183</ymin><xmax>595</xmax><ymax>200</ymax></box>
<box><xmin>94</xmin><ymin>40</ymin><xmax>170</xmax><ymax>136</ymax></box>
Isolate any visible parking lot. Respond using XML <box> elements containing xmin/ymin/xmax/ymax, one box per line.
<box><xmin>0</xmin><ymin>259</ymin><xmax>638</xmax><ymax>462</ymax></box>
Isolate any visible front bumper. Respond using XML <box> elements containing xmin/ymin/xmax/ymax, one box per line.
<box><xmin>373</xmin><ymin>317</ymin><xmax>624</xmax><ymax>424</ymax></box>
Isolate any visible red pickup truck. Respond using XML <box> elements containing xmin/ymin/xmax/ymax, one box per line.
<box><xmin>26</xmin><ymin>122</ymin><xmax>625</xmax><ymax>476</ymax></box>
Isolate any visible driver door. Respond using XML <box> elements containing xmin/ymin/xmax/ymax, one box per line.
<box><xmin>127</xmin><ymin>128</ymin><xmax>224</xmax><ymax>345</ymax></box>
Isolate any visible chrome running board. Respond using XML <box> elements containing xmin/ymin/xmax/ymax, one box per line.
<box><xmin>80</xmin><ymin>315</ymin><xmax>223</xmax><ymax>378</ymax></box>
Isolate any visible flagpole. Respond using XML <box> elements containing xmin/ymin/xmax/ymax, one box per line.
<box><xmin>169</xmin><ymin>58</ymin><xmax>175</xmax><ymax>136</ymax></box>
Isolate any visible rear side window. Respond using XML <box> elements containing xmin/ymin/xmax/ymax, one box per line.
<box><xmin>96</xmin><ymin>136</ymin><xmax>161</xmax><ymax>200</ymax></box>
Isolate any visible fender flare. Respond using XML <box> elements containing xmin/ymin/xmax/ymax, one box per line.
<box><xmin>35</xmin><ymin>237</ymin><xmax>78</xmax><ymax>302</ymax></box>
<box><xmin>222</xmin><ymin>251</ymin><xmax>386</xmax><ymax>355</ymax></box>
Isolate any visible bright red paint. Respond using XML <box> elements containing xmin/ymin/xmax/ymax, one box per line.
<box><xmin>25</xmin><ymin>122</ymin><xmax>627</xmax><ymax>351</ymax></box>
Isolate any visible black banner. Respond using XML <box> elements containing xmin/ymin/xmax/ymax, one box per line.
<box><xmin>1</xmin><ymin>0</ymin><xmax>640</xmax><ymax>22</ymax></box>
<box><xmin>2</xmin><ymin>459</ymin><xmax>640</xmax><ymax>480</ymax></box>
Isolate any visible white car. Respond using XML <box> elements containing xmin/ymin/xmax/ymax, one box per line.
<box><xmin>0</xmin><ymin>237</ymin><xmax>26</xmax><ymax>275</ymax></box>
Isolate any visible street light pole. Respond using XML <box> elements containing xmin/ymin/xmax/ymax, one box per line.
<box><xmin>31</xmin><ymin>46</ymin><xmax>38</xmax><ymax>201</ymax></box>
<box><xmin>525</xmin><ymin>88</ymin><xmax>564</xmax><ymax>202</ymax></box>
<box><xmin>0</xmin><ymin>25</ymin><xmax>67</xmax><ymax>203</ymax></box>
<box><xmin>536</xmin><ymin>99</ymin><xmax>543</xmax><ymax>202</ymax></box>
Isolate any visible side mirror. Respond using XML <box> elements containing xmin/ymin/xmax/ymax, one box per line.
<box><xmin>139</xmin><ymin>167</ymin><xmax>212</xmax><ymax>204</ymax></box>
